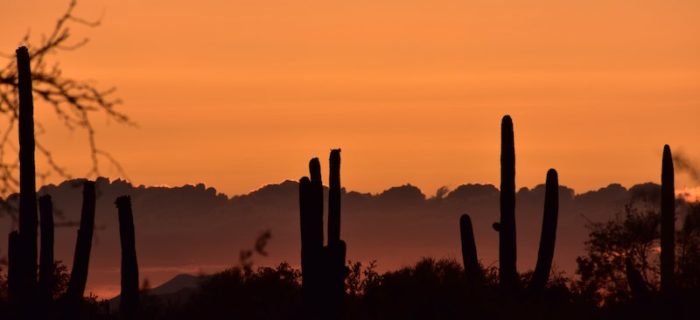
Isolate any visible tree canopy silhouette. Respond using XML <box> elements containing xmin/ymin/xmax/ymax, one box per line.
<box><xmin>575</xmin><ymin>196</ymin><xmax>700</xmax><ymax>307</ymax></box>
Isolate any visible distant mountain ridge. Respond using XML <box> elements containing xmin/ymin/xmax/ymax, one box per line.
<box><xmin>0</xmin><ymin>178</ymin><xmax>667</xmax><ymax>298</ymax></box>
<box><xmin>108</xmin><ymin>273</ymin><xmax>203</xmax><ymax>312</ymax></box>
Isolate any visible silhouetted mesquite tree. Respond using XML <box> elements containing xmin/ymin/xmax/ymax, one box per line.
<box><xmin>660</xmin><ymin>144</ymin><xmax>675</xmax><ymax>296</ymax></box>
<box><xmin>625</xmin><ymin>258</ymin><xmax>651</xmax><ymax>301</ymax></box>
<box><xmin>116</xmin><ymin>195</ymin><xmax>141</xmax><ymax>319</ymax></box>
<box><xmin>299</xmin><ymin>149</ymin><xmax>347</xmax><ymax>319</ymax></box>
<box><xmin>461</xmin><ymin>116</ymin><xmax>560</xmax><ymax>294</ymax></box>
<box><xmin>39</xmin><ymin>195</ymin><xmax>55</xmax><ymax>306</ymax></box>
<box><xmin>64</xmin><ymin>180</ymin><xmax>96</xmax><ymax>317</ymax></box>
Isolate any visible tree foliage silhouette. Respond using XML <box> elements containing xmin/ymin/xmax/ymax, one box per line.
<box><xmin>575</xmin><ymin>192</ymin><xmax>700</xmax><ymax>309</ymax></box>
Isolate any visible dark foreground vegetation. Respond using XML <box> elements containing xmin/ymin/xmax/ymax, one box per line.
<box><xmin>3</xmin><ymin>245</ymin><xmax>698</xmax><ymax>320</ymax></box>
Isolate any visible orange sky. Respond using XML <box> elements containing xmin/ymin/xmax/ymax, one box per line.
<box><xmin>1</xmin><ymin>0</ymin><xmax>699</xmax><ymax>196</ymax></box>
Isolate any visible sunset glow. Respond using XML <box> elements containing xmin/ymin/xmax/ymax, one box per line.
<box><xmin>0</xmin><ymin>0</ymin><xmax>697</xmax><ymax>198</ymax></box>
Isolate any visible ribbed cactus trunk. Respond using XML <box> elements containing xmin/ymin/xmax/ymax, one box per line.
<box><xmin>299</xmin><ymin>176</ymin><xmax>316</xmax><ymax>301</ymax></box>
<box><xmin>7</xmin><ymin>231</ymin><xmax>20</xmax><ymax>304</ymax></box>
<box><xmin>299</xmin><ymin>151</ymin><xmax>347</xmax><ymax>319</ymax></box>
<box><xmin>460</xmin><ymin>214</ymin><xmax>483</xmax><ymax>287</ymax></box>
<box><xmin>16</xmin><ymin>46</ymin><xmax>39</xmax><ymax>311</ymax></box>
<box><xmin>116</xmin><ymin>196</ymin><xmax>140</xmax><ymax>319</ymax></box>
<box><xmin>64</xmin><ymin>180</ymin><xmax>96</xmax><ymax>317</ymax></box>
<box><xmin>328</xmin><ymin>150</ymin><xmax>341</xmax><ymax>245</ymax></box>
<box><xmin>299</xmin><ymin>159</ymin><xmax>324</xmax><ymax>319</ymax></box>
<box><xmin>309</xmin><ymin>158</ymin><xmax>325</xmax><ymax>249</ymax></box>
<box><xmin>326</xmin><ymin>149</ymin><xmax>345</xmax><ymax>317</ymax></box>
<box><xmin>660</xmin><ymin>145</ymin><xmax>675</xmax><ymax>295</ymax></box>
<box><xmin>529</xmin><ymin>169</ymin><xmax>559</xmax><ymax>292</ymax></box>
<box><xmin>309</xmin><ymin>158</ymin><xmax>325</xmax><ymax>310</ymax></box>
<box><xmin>498</xmin><ymin>115</ymin><xmax>518</xmax><ymax>291</ymax></box>
<box><xmin>39</xmin><ymin>195</ymin><xmax>55</xmax><ymax>306</ymax></box>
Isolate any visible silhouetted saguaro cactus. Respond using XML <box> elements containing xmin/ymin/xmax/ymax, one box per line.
<box><xmin>298</xmin><ymin>150</ymin><xmax>347</xmax><ymax>319</ymax></box>
<box><xmin>459</xmin><ymin>214</ymin><xmax>483</xmax><ymax>287</ymax></box>
<box><xmin>498</xmin><ymin>115</ymin><xmax>518</xmax><ymax>291</ymax></box>
<box><xmin>39</xmin><ymin>195</ymin><xmax>55</xmax><ymax>306</ymax></box>
<box><xmin>16</xmin><ymin>46</ymin><xmax>39</xmax><ymax>309</ymax></box>
<box><xmin>660</xmin><ymin>144</ymin><xmax>675</xmax><ymax>295</ymax></box>
<box><xmin>463</xmin><ymin>116</ymin><xmax>560</xmax><ymax>295</ymax></box>
<box><xmin>529</xmin><ymin>169</ymin><xmax>559</xmax><ymax>293</ymax></box>
<box><xmin>64</xmin><ymin>180</ymin><xmax>97</xmax><ymax>316</ymax></box>
<box><xmin>116</xmin><ymin>196</ymin><xmax>140</xmax><ymax>319</ymax></box>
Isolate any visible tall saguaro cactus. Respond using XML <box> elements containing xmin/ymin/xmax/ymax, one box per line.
<box><xmin>299</xmin><ymin>149</ymin><xmax>347</xmax><ymax>319</ymax></box>
<box><xmin>65</xmin><ymin>181</ymin><xmax>97</xmax><ymax>314</ymax></box>
<box><xmin>660</xmin><ymin>145</ymin><xmax>675</xmax><ymax>295</ymax></box>
<box><xmin>116</xmin><ymin>196</ymin><xmax>141</xmax><ymax>319</ymax></box>
<box><xmin>39</xmin><ymin>195</ymin><xmax>55</xmax><ymax>305</ymax></box>
<box><xmin>498</xmin><ymin>115</ymin><xmax>518</xmax><ymax>291</ymax></box>
<box><xmin>16</xmin><ymin>46</ymin><xmax>39</xmax><ymax>307</ymax></box>
<box><xmin>461</xmin><ymin>116</ymin><xmax>560</xmax><ymax>294</ymax></box>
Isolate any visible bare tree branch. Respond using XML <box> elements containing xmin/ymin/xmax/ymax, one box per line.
<box><xmin>0</xmin><ymin>0</ymin><xmax>131</xmax><ymax>203</ymax></box>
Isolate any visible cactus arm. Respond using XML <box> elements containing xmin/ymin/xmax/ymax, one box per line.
<box><xmin>328</xmin><ymin>149</ymin><xmax>341</xmax><ymax>245</ymax></box>
<box><xmin>309</xmin><ymin>158</ymin><xmax>324</xmax><ymax>247</ymax></box>
<box><xmin>66</xmin><ymin>181</ymin><xmax>96</xmax><ymax>304</ymax></box>
<box><xmin>460</xmin><ymin>214</ymin><xmax>483</xmax><ymax>287</ymax></box>
<box><xmin>529</xmin><ymin>169</ymin><xmax>559</xmax><ymax>292</ymax></box>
